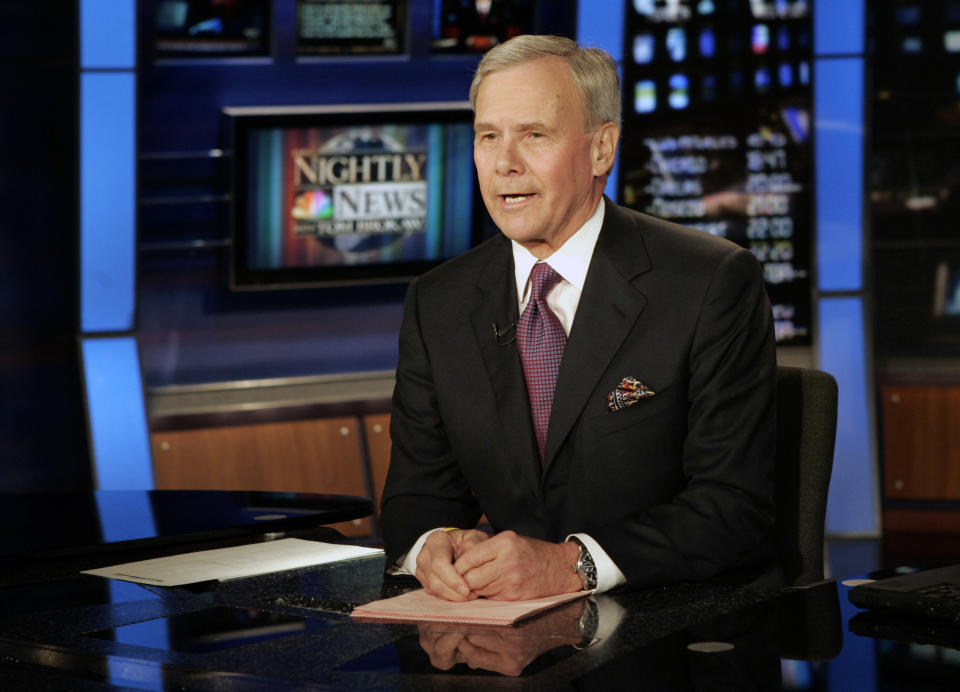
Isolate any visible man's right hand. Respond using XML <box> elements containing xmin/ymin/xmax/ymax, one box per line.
<box><xmin>415</xmin><ymin>528</ymin><xmax>489</xmax><ymax>601</ymax></box>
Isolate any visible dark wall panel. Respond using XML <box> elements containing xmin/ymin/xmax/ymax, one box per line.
<box><xmin>0</xmin><ymin>4</ymin><xmax>90</xmax><ymax>490</ymax></box>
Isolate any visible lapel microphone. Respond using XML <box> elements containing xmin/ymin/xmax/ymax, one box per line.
<box><xmin>492</xmin><ymin>322</ymin><xmax>517</xmax><ymax>345</ymax></box>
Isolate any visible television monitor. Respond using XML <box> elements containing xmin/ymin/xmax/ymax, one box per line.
<box><xmin>297</xmin><ymin>0</ymin><xmax>406</xmax><ymax>56</ymax></box>
<box><xmin>153</xmin><ymin>0</ymin><xmax>270</xmax><ymax>58</ymax></box>
<box><xmin>226</xmin><ymin>103</ymin><xmax>488</xmax><ymax>289</ymax></box>
<box><xmin>431</xmin><ymin>0</ymin><xmax>532</xmax><ymax>53</ymax></box>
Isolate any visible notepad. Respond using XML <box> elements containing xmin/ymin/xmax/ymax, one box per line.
<box><xmin>81</xmin><ymin>538</ymin><xmax>383</xmax><ymax>586</ymax></box>
<box><xmin>350</xmin><ymin>588</ymin><xmax>589</xmax><ymax>626</ymax></box>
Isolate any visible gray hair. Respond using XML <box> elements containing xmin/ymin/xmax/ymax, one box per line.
<box><xmin>468</xmin><ymin>35</ymin><xmax>621</xmax><ymax>132</ymax></box>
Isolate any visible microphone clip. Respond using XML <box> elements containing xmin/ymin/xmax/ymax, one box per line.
<box><xmin>492</xmin><ymin>322</ymin><xmax>517</xmax><ymax>345</ymax></box>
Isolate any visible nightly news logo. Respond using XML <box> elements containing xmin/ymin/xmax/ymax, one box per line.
<box><xmin>291</xmin><ymin>150</ymin><xmax>428</xmax><ymax>236</ymax></box>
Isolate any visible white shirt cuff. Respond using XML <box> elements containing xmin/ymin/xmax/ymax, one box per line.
<box><xmin>593</xmin><ymin>595</ymin><xmax>626</xmax><ymax>643</ymax></box>
<box><xmin>393</xmin><ymin>528</ymin><xmax>447</xmax><ymax>576</ymax></box>
<box><xmin>567</xmin><ymin>533</ymin><xmax>627</xmax><ymax>593</ymax></box>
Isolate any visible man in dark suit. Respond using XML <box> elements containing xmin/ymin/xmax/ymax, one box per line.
<box><xmin>379</xmin><ymin>35</ymin><xmax>777</xmax><ymax>601</ymax></box>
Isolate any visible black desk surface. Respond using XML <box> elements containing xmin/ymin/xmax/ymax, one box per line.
<box><xmin>0</xmin><ymin>490</ymin><xmax>373</xmax><ymax>587</ymax></box>
<box><xmin>0</xmin><ymin>490</ymin><xmax>374</xmax><ymax>559</ymax></box>
<box><xmin>0</xmin><ymin>496</ymin><xmax>957</xmax><ymax>690</ymax></box>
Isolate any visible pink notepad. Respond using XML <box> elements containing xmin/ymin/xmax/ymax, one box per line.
<box><xmin>350</xmin><ymin>588</ymin><xmax>589</xmax><ymax>626</ymax></box>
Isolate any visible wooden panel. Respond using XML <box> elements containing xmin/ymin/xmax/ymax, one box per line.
<box><xmin>152</xmin><ymin>417</ymin><xmax>372</xmax><ymax>536</ymax></box>
<box><xmin>362</xmin><ymin>413</ymin><xmax>392</xmax><ymax>516</ymax></box>
<box><xmin>883</xmin><ymin>524</ymin><xmax>960</xmax><ymax>567</ymax></box>
<box><xmin>883</xmin><ymin>509</ymin><xmax>960</xmax><ymax>533</ymax></box>
<box><xmin>881</xmin><ymin>385</ymin><xmax>960</xmax><ymax>500</ymax></box>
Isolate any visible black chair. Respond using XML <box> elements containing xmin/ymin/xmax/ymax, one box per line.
<box><xmin>774</xmin><ymin>366</ymin><xmax>839</xmax><ymax>587</ymax></box>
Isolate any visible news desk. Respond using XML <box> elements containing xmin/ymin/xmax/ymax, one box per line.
<box><xmin>0</xmin><ymin>492</ymin><xmax>956</xmax><ymax>690</ymax></box>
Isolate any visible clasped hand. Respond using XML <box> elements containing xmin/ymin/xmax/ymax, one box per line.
<box><xmin>415</xmin><ymin>529</ymin><xmax>582</xmax><ymax>601</ymax></box>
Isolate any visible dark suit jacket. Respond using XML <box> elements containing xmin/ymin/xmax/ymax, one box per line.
<box><xmin>380</xmin><ymin>200</ymin><xmax>777</xmax><ymax>590</ymax></box>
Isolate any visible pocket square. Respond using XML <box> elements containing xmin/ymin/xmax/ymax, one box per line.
<box><xmin>607</xmin><ymin>376</ymin><xmax>656</xmax><ymax>412</ymax></box>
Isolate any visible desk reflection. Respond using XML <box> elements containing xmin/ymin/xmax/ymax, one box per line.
<box><xmin>416</xmin><ymin>598</ymin><xmax>592</xmax><ymax>676</ymax></box>
<box><xmin>394</xmin><ymin>591</ymin><xmax>795</xmax><ymax>688</ymax></box>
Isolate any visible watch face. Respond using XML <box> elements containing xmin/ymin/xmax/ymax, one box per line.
<box><xmin>579</xmin><ymin>598</ymin><xmax>600</xmax><ymax>639</ymax></box>
<box><xmin>575</xmin><ymin>542</ymin><xmax>598</xmax><ymax>590</ymax></box>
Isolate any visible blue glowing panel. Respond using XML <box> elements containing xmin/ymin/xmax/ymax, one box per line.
<box><xmin>81</xmin><ymin>72</ymin><xmax>136</xmax><ymax>333</ymax></box>
<box><xmin>668</xmin><ymin>73</ymin><xmax>690</xmax><ymax>108</ymax></box>
<box><xmin>578</xmin><ymin>0</ymin><xmax>624</xmax><ymax>61</ymax></box>
<box><xmin>819</xmin><ymin>298</ymin><xmax>878</xmax><ymax>534</ymax></box>
<box><xmin>635</xmin><ymin>80</ymin><xmax>657</xmax><ymax>113</ymax></box>
<box><xmin>582</xmin><ymin>0</ymin><xmax>625</xmax><ymax>205</ymax></box>
<box><xmin>80</xmin><ymin>0</ymin><xmax>136</xmax><ymax>69</ymax></box>
<box><xmin>815</xmin><ymin>58</ymin><xmax>864</xmax><ymax>292</ymax></box>
<box><xmin>667</xmin><ymin>28</ymin><xmax>687</xmax><ymax>62</ymax></box>
<box><xmin>815</xmin><ymin>0</ymin><xmax>864</xmax><ymax>56</ymax></box>
<box><xmin>634</xmin><ymin>33</ymin><xmax>656</xmax><ymax>64</ymax></box>
<box><xmin>699</xmin><ymin>28</ymin><xmax>716</xmax><ymax>58</ymax></box>
<box><xmin>94</xmin><ymin>491</ymin><xmax>157</xmax><ymax>542</ymax></box>
<box><xmin>779</xmin><ymin>62</ymin><xmax>793</xmax><ymax>87</ymax></box>
<box><xmin>605</xmin><ymin>155</ymin><xmax>621</xmax><ymax>202</ymax></box>
<box><xmin>752</xmin><ymin>24</ymin><xmax>770</xmax><ymax>55</ymax></box>
<box><xmin>828</xmin><ymin>581</ymin><xmax>878</xmax><ymax>689</ymax></box>
<box><xmin>82</xmin><ymin>337</ymin><xmax>153</xmax><ymax>490</ymax></box>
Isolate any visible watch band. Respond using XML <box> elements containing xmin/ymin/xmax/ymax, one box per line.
<box><xmin>570</xmin><ymin>536</ymin><xmax>598</xmax><ymax>591</ymax></box>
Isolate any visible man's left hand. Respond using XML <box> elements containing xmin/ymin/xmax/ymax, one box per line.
<box><xmin>452</xmin><ymin>530</ymin><xmax>583</xmax><ymax>600</ymax></box>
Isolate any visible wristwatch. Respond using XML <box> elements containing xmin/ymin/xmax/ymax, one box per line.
<box><xmin>575</xmin><ymin>598</ymin><xmax>600</xmax><ymax>649</ymax></box>
<box><xmin>570</xmin><ymin>536</ymin><xmax>598</xmax><ymax>591</ymax></box>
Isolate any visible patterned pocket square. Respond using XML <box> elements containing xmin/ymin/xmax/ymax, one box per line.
<box><xmin>607</xmin><ymin>376</ymin><xmax>656</xmax><ymax>412</ymax></box>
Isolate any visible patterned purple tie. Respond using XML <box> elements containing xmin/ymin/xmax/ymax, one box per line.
<box><xmin>516</xmin><ymin>262</ymin><xmax>566</xmax><ymax>460</ymax></box>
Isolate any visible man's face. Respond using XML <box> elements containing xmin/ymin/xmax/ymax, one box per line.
<box><xmin>473</xmin><ymin>57</ymin><xmax>610</xmax><ymax>258</ymax></box>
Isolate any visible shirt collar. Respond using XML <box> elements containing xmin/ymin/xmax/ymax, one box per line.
<box><xmin>512</xmin><ymin>198</ymin><xmax>605</xmax><ymax>304</ymax></box>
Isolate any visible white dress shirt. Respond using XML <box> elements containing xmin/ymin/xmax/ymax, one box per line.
<box><xmin>400</xmin><ymin>198</ymin><xmax>627</xmax><ymax>593</ymax></box>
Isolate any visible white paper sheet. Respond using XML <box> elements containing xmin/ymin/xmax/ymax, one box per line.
<box><xmin>81</xmin><ymin>538</ymin><xmax>383</xmax><ymax>586</ymax></box>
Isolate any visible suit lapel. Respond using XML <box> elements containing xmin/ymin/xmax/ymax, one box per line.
<box><xmin>468</xmin><ymin>239</ymin><xmax>542</xmax><ymax>495</ymax></box>
<box><xmin>543</xmin><ymin>204</ymin><xmax>651</xmax><ymax>471</ymax></box>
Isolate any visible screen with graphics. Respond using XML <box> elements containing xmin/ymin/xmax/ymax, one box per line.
<box><xmin>618</xmin><ymin>0</ymin><xmax>813</xmax><ymax>345</ymax></box>
<box><xmin>153</xmin><ymin>0</ymin><xmax>270</xmax><ymax>58</ymax></box>
<box><xmin>431</xmin><ymin>0</ymin><xmax>532</xmax><ymax>53</ymax></box>
<box><xmin>296</xmin><ymin>0</ymin><xmax>406</xmax><ymax>55</ymax></box>
<box><xmin>228</xmin><ymin>104</ymin><xmax>486</xmax><ymax>288</ymax></box>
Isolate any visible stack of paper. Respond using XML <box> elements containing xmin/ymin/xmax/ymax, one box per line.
<box><xmin>351</xmin><ymin>588</ymin><xmax>588</xmax><ymax>626</ymax></box>
<box><xmin>81</xmin><ymin>538</ymin><xmax>383</xmax><ymax>586</ymax></box>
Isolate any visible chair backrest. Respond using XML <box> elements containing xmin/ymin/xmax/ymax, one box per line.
<box><xmin>774</xmin><ymin>366</ymin><xmax>838</xmax><ymax>587</ymax></box>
